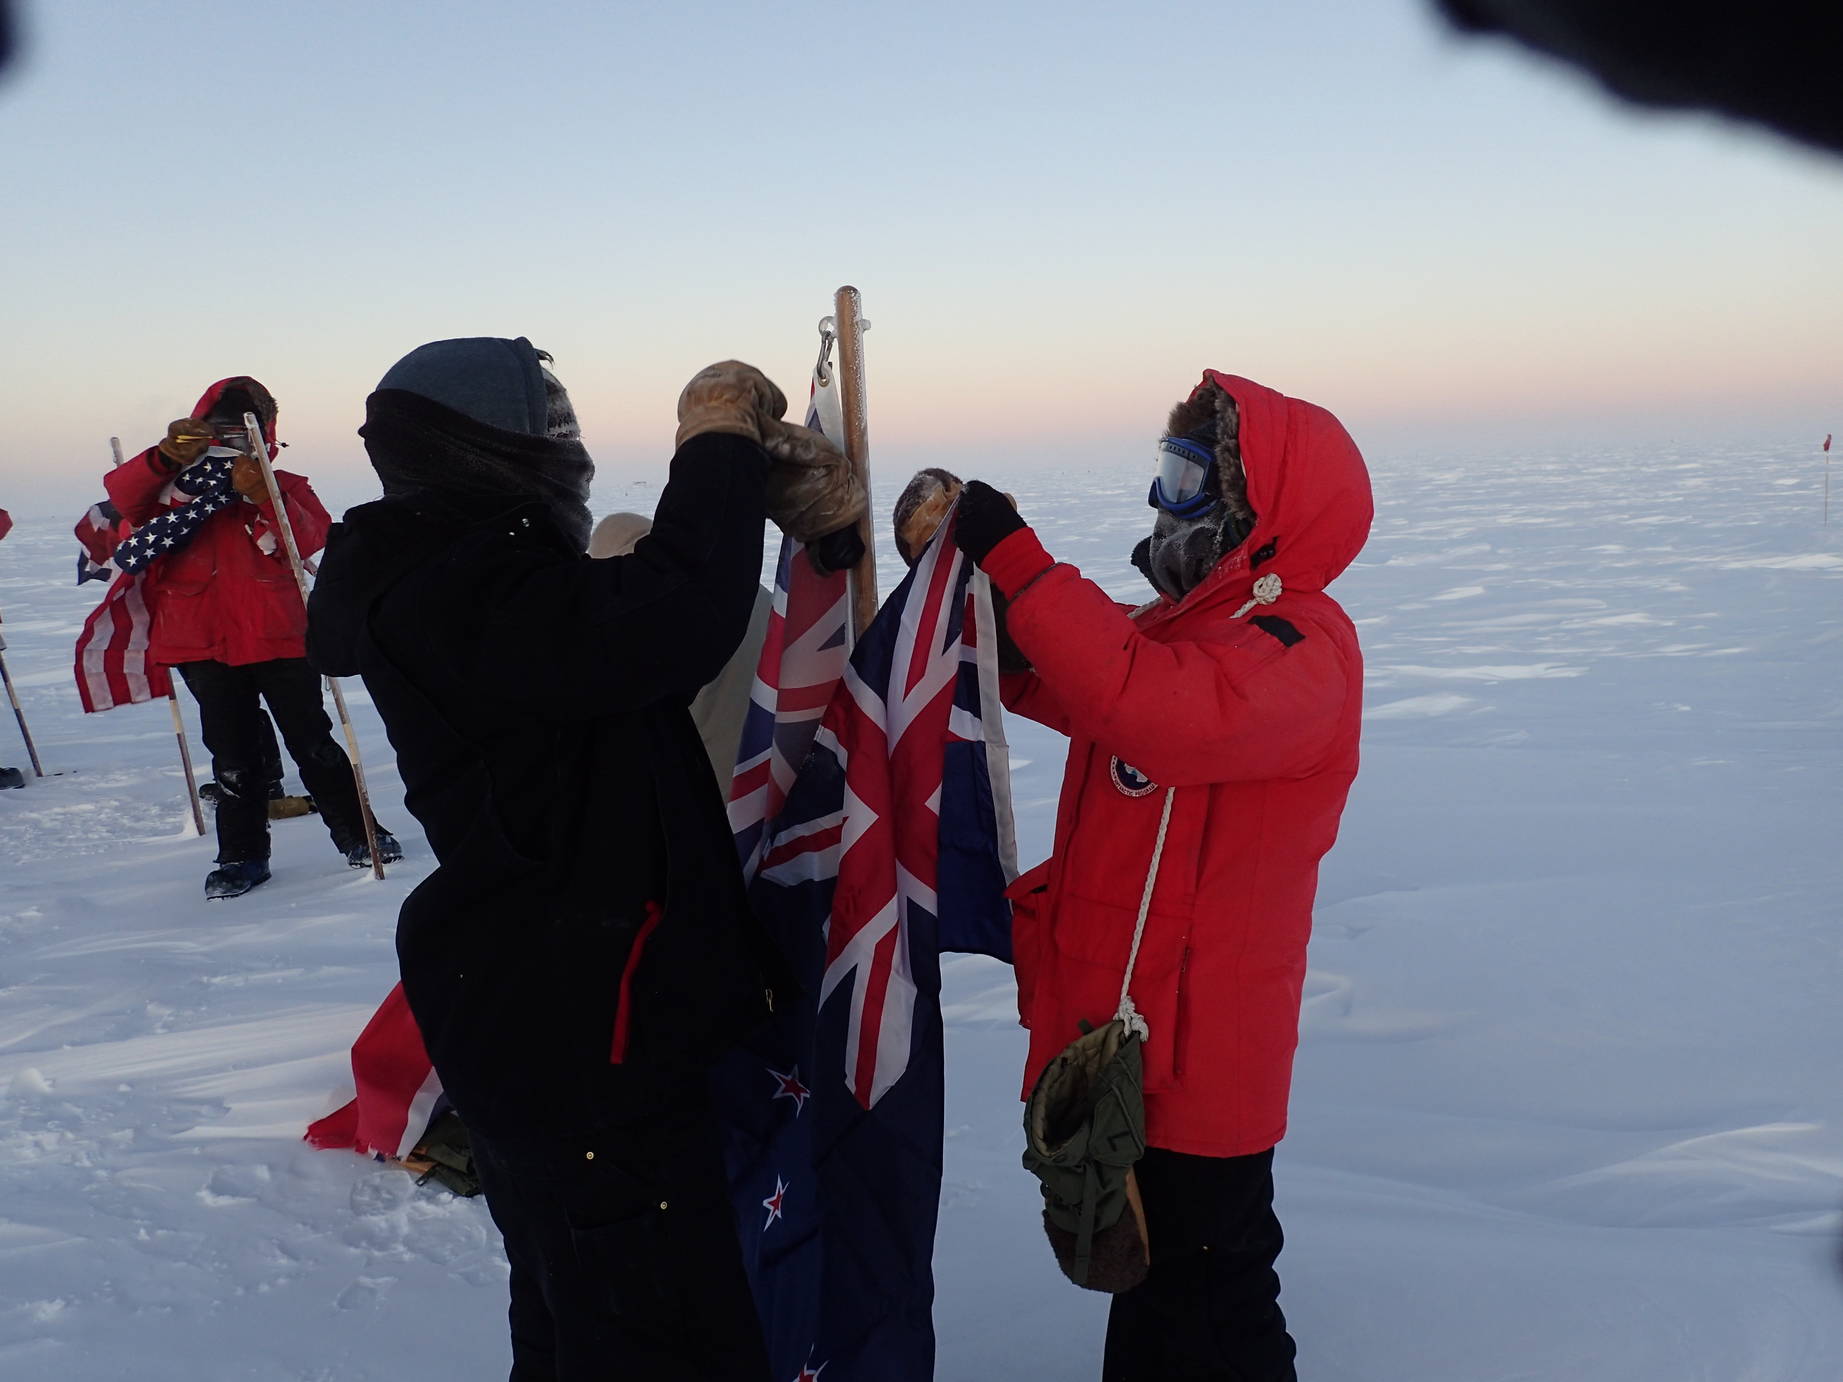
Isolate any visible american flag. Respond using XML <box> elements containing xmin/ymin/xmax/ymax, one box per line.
<box><xmin>715</xmin><ymin>502</ymin><xmax>1017</xmax><ymax>1381</ymax></box>
<box><xmin>74</xmin><ymin>451</ymin><xmax>284</xmax><ymax>713</ymax></box>
<box><xmin>73</xmin><ymin>568</ymin><xmax>171</xmax><ymax>712</ymax></box>
<box><xmin>111</xmin><ymin>454</ymin><xmax>239</xmax><ymax>574</ymax></box>
<box><xmin>75</xmin><ymin>498</ymin><xmax>124</xmax><ymax>584</ymax></box>
<box><xmin>304</xmin><ymin>982</ymin><xmax>444</xmax><ymax>1162</ymax></box>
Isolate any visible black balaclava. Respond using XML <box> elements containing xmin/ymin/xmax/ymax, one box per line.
<box><xmin>1134</xmin><ymin>384</ymin><xmax>1255</xmax><ymax>601</ymax></box>
<box><xmin>202</xmin><ymin>379</ymin><xmax>278</xmax><ymax>453</ymax></box>
<box><xmin>359</xmin><ymin>336</ymin><xmax>594</xmax><ymax>550</ymax></box>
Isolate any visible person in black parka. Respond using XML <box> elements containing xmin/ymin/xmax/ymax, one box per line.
<box><xmin>308</xmin><ymin>338</ymin><xmax>808</xmax><ymax>1382</ymax></box>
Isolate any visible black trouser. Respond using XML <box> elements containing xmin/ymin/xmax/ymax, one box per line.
<box><xmin>469</xmin><ymin>1080</ymin><xmax>770</xmax><ymax>1382</ymax></box>
<box><xmin>1102</xmin><ymin>1146</ymin><xmax>1297</xmax><ymax>1382</ymax></box>
<box><xmin>252</xmin><ymin>710</ymin><xmax>284</xmax><ymax>792</ymax></box>
<box><xmin>177</xmin><ymin>658</ymin><xmax>367</xmax><ymax>864</ymax></box>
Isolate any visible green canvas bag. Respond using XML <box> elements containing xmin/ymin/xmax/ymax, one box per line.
<box><xmin>1020</xmin><ymin>788</ymin><xmax>1176</xmax><ymax>1293</ymax></box>
<box><xmin>401</xmin><ymin>1108</ymin><xmax>482</xmax><ymax>1198</ymax></box>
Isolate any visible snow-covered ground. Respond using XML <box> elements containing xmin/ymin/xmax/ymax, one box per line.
<box><xmin>2</xmin><ymin>442</ymin><xmax>1840</xmax><ymax>1380</ymax></box>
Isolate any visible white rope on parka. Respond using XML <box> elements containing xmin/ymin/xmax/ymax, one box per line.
<box><xmin>1231</xmin><ymin>572</ymin><xmax>1283</xmax><ymax>619</ymax></box>
<box><xmin>1115</xmin><ymin>786</ymin><xmax>1177</xmax><ymax>1042</ymax></box>
<box><xmin>1114</xmin><ymin>571</ymin><xmax>1281</xmax><ymax>1040</ymax></box>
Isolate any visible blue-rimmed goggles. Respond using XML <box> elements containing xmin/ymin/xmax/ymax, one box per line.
<box><xmin>1147</xmin><ymin>436</ymin><xmax>1219</xmax><ymax>517</ymax></box>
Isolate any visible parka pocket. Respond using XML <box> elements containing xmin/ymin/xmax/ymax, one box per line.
<box><xmin>560</xmin><ymin>1126</ymin><xmax>738</xmax><ymax>1339</ymax></box>
<box><xmin>1052</xmin><ymin>891</ymin><xmax>1190</xmax><ymax>1095</ymax></box>
<box><xmin>562</xmin><ymin>1146</ymin><xmax>672</xmax><ymax>1322</ymax></box>
<box><xmin>1005</xmin><ymin>861</ymin><xmax>1052</xmax><ymax>1027</ymax></box>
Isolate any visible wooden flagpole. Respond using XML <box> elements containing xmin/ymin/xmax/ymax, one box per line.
<box><xmin>242</xmin><ymin>411</ymin><xmax>386</xmax><ymax>880</ymax></box>
<box><xmin>111</xmin><ymin>435</ymin><xmax>205</xmax><ymax>832</ymax></box>
<box><xmin>833</xmin><ymin>285</ymin><xmax>878</xmax><ymax>639</ymax></box>
<box><xmin>0</xmin><ymin>641</ymin><xmax>44</xmax><ymax>778</ymax></box>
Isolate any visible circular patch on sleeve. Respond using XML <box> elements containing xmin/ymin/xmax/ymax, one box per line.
<box><xmin>1109</xmin><ymin>757</ymin><xmax>1158</xmax><ymax>797</ymax></box>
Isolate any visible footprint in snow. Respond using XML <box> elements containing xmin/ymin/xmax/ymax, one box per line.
<box><xmin>334</xmin><ymin>1274</ymin><xmax>397</xmax><ymax>1311</ymax></box>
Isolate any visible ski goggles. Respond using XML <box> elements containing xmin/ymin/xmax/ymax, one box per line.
<box><xmin>1147</xmin><ymin>437</ymin><xmax>1219</xmax><ymax>517</ymax></box>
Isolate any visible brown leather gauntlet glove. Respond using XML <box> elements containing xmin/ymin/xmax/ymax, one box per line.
<box><xmin>761</xmin><ymin>421</ymin><xmax>867</xmax><ymax>542</ymax></box>
<box><xmin>674</xmin><ymin>360</ymin><xmax>788</xmax><ymax>449</ymax></box>
<box><xmin>231</xmin><ymin>455</ymin><xmax>274</xmax><ymax>505</ymax></box>
<box><xmin>157</xmin><ymin>418</ymin><xmax>215</xmax><ymax>470</ymax></box>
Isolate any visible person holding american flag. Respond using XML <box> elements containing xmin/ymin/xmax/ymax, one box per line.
<box><xmin>102</xmin><ymin>379</ymin><xmax>393</xmax><ymax>898</ymax></box>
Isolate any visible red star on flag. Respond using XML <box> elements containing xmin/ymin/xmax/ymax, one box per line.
<box><xmin>762</xmin><ymin>1175</ymin><xmax>789</xmax><ymax>1230</ymax></box>
<box><xmin>768</xmin><ymin>1064</ymin><xmax>811</xmax><ymax>1115</ymax></box>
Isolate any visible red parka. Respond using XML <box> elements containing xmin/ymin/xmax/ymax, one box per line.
<box><xmin>983</xmin><ymin>371</ymin><xmax>1373</xmax><ymax>1158</ymax></box>
<box><xmin>105</xmin><ymin>378</ymin><xmax>328</xmax><ymax>668</ymax></box>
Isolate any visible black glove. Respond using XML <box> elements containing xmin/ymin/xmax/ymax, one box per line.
<box><xmin>952</xmin><ymin>480</ymin><xmax>1026</xmax><ymax>565</ymax></box>
<box><xmin>806</xmin><ymin>524</ymin><xmax>866</xmax><ymax>576</ymax></box>
<box><xmin>992</xmin><ymin>589</ymin><xmax>1032</xmax><ymax>674</ymax></box>
<box><xmin>1131</xmin><ymin>535</ymin><xmax>1159</xmax><ymax>593</ymax></box>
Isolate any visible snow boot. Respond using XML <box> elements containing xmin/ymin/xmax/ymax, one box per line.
<box><xmin>344</xmin><ymin>831</ymin><xmax>403</xmax><ymax>869</ymax></box>
<box><xmin>0</xmin><ymin>766</ymin><xmax>25</xmax><ymax>790</ymax></box>
<box><xmin>205</xmin><ymin>859</ymin><xmax>272</xmax><ymax>900</ymax></box>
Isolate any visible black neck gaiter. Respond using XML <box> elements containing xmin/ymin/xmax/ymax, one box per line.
<box><xmin>361</xmin><ymin>388</ymin><xmax>594</xmax><ymax>551</ymax></box>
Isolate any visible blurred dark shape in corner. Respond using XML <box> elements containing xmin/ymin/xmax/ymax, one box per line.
<box><xmin>1435</xmin><ymin>0</ymin><xmax>1843</xmax><ymax>157</ymax></box>
<box><xmin>0</xmin><ymin>0</ymin><xmax>16</xmax><ymax>83</ymax></box>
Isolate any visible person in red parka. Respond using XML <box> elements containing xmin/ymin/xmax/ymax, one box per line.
<box><xmin>107</xmin><ymin>377</ymin><xmax>398</xmax><ymax>899</ymax></box>
<box><xmin>951</xmin><ymin>370</ymin><xmax>1372</xmax><ymax>1382</ymax></box>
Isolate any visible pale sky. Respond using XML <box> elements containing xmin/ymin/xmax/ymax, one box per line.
<box><xmin>2</xmin><ymin>0</ymin><xmax>1839</xmax><ymax>515</ymax></box>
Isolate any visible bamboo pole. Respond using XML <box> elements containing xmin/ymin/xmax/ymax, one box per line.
<box><xmin>833</xmin><ymin>285</ymin><xmax>878</xmax><ymax>639</ymax></box>
<box><xmin>169</xmin><ymin>689</ymin><xmax>206</xmax><ymax>836</ymax></box>
<box><xmin>110</xmin><ymin>436</ymin><xmax>206</xmax><ymax>828</ymax></box>
<box><xmin>0</xmin><ymin>643</ymin><xmax>44</xmax><ymax>777</ymax></box>
<box><xmin>242</xmin><ymin>411</ymin><xmax>386</xmax><ymax>880</ymax></box>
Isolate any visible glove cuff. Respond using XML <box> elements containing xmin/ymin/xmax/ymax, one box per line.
<box><xmin>980</xmin><ymin>527</ymin><xmax>1056</xmax><ymax>600</ymax></box>
<box><xmin>675</xmin><ymin>408</ymin><xmax>761</xmax><ymax>449</ymax></box>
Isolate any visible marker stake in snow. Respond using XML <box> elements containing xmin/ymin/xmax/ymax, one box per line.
<box><xmin>241</xmin><ymin>411</ymin><xmax>387</xmax><ymax>880</ymax></box>
<box><xmin>0</xmin><ymin>634</ymin><xmax>44</xmax><ymax>778</ymax></box>
<box><xmin>111</xmin><ymin>434</ymin><xmax>206</xmax><ymax>833</ymax></box>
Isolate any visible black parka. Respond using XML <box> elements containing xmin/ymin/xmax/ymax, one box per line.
<box><xmin>308</xmin><ymin>433</ymin><xmax>778</xmax><ymax>1139</ymax></box>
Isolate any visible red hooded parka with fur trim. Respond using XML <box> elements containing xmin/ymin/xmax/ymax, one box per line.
<box><xmin>105</xmin><ymin>377</ymin><xmax>329</xmax><ymax>668</ymax></box>
<box><xmin>981</xmin><ymin>371</ymin><xmax>1373</xmax><ymax>1158</ymax></box>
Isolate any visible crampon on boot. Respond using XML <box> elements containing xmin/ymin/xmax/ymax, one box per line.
<box><xmin>343</xmin><ymin>831</ymin><xmax>403</xmax><ymax>869</ymax></box>
<box><xmin>204</xmin><ymin>859</ymin><xmax>272</xmax><ymax>901</ymax></box>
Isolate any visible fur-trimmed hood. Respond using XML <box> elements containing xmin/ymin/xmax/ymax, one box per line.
<box><xmin>190</xmin><ymin>376</ymin><xmax>280</xmax><ymax>459</ymax></box>
<box><xmin>1148</xmin><ymin>370</ymin><xmax>1372</xmax><ymax>617</ymax></box>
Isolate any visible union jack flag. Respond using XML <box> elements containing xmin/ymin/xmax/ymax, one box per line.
<box><xmin>717</xmin><ymin>502</ymin><xmax>1017</xmax><ymax>1382</ymax></box>
<box><xmin>728</xmin><ymin>380</ymin><xmax>852</xmax><ymax>883</ymax></box>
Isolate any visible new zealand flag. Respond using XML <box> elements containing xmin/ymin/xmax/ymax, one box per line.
<box><xmin>715</xmin><ymin>505</ymin><xmax>1017</xmax><ymax>1382</ymax></box>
